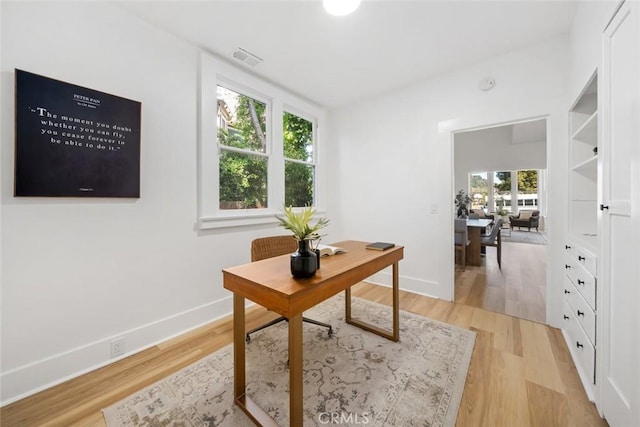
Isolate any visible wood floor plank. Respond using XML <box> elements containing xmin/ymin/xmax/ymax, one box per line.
<box><xmin>520</xmin><ymin>320</ymin><xmax>565</xmax><ymax>394</ymax></box>
<box><xmin>485</xmin><ymin>349</ymin><xmax>530</xmax><ymax>427</ymax></box>
<box><xmin>455</xmin><ymin>327</ymin><xmax>493</xmax><ymax>426</ymax></box>
<box><xmin>526</xmin><ymin>381</ymin><xmax>571</xmax><ymax>427</ymax></box>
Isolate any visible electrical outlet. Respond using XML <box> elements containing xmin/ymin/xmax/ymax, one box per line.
<box><xmin>111</xmin><ymin>338</ymin><xmax>124</xmax><ymax>358</ymax></box>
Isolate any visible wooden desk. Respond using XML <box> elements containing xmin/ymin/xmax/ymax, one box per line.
<box><xmin>222</xmin><ymin>240</ymin><xmax>404</xmax><ymax>427</ymax></box>
<box><xmin>466</xmin><ymin>218</ymin><xmax>493</xmax><ymax>266</ymax></box>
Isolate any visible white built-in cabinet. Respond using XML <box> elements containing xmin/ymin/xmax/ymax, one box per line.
<box><xmin>563</xmin><ymin>1</ymin><xmax>639</xmax><ymax>425</ymax></box>
<box><xmin>563</xmin><ymin>71</ymin><xmax>600</xmax><ymax>401</ymax></box>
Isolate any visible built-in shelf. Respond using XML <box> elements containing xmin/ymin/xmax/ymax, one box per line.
<box><xmin>572</xmin><ymin>111</ymin><xmax>598</xmax><ymax>144</ymax></box>
<box><xmin>572</xmin><ymin>155</ymin><xmax>598</xmax><ymax>180</ymax></box>
<box><xmin>569</xmin><ymin>73</ymin><xmax>598</xmax><ymax>244</ymax></box>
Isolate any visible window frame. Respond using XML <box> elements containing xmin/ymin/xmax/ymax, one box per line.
<box><xmin>283</xmin><ymin>105</ymin><xmax>318</xmax><ymax>206</ymax></box>
<box><xmin>199</xmin><ymin>52</ymin><xmax>326</xmax><ymax>229</ymax></box>
<box><xmin>217</xmin><ymin>79</ymin><xmax>272</xmax><ymax>212</ymax></box>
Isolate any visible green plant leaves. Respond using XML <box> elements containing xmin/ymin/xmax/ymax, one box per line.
<box><xmin>276</xmin><ymin>205</ymin><xmax>329</xmax><ymax>241</ymax></box>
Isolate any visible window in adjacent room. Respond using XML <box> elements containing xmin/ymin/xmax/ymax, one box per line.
<box><xmin>493</xmin><ymin>171</ymin><xmax>512</xmax><ymax>213</ymax></box>
<box><xmin>283</xmin><ymin>111</ymin><xmax>315</xmax><ymax>207</ymax></box>
<box><xmin>217</xmin><ymin>85</ymin><xmax>269</xmax><ymax>210</ymax></box>
<box><xmin>516</xmin><ymin>169</ymin><xmax>538</xmax><ymax>210</ymax></box>
<box><xmin>470</xmin><ymin>172</ymin><xmax>488</xmax><ymax>211</ymax></box>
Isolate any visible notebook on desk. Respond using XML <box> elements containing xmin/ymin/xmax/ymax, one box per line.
<box><xmin>366</xmin><ymin>242</ymin><xmax>395</xmax><ymax>251</ymax></box>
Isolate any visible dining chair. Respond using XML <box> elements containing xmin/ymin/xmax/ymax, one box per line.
<box><xmin>454</xmin><ymin>219</ymin><xmax>470</xmax><ymax>270</ymax></box>
<box><xmin>481</xmin><ymin>218</ymin><xmax>503</xmax><ymax>269</ymax></box>
<box><xmin>244</xmin><ymin>235</ymin><xmax>333</xmax><ymax>343</ymax></box>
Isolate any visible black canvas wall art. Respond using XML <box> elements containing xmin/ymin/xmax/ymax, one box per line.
<box><xmin>14</xmin><ymin>69</ymin><xmax>141</xmax><ymax>197</ymax></box>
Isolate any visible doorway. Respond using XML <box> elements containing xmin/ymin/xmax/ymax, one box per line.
<box><xmin>452</xmin><ymin>119</ymin><xmax>548</xmax><ymax>323</ymax></box>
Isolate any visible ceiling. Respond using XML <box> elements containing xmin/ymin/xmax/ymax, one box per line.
<box><xmin>458</xmin><ymin>118</ymin><xmax>547</xmax><ymax>145</ymax></box>
<box><xmin>118</xmin><ymin>1</ymin><xmax>579</xmax><ymax>109</ymax></box>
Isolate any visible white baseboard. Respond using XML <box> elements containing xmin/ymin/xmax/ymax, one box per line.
<box><xmin>1</xmin><ymin>296</ymin><xmax>233</xmax><ymax>405</ymax></box>
<box><xmin>366</xmin><ymin>270</ymin><xmax>442</xmax><ymax>300</ymax></box>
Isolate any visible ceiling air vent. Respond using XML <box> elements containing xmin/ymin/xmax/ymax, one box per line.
<box><xmin>232</xmin><ymin>48</ymin><xmax>263</xmax><ymax>67</ymax></box>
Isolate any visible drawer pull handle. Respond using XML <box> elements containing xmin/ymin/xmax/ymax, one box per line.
<box><xmin>564</xmin><ymin>289</ymin><xmax>570</xmax><ymax>294</ymax></box>
<box><xmin>565</xmin><ymin>264</ymin><xmax>571</xmax><ymax>269</ymax></box>
<box><xmin>565</xmin><ymin>245</ymin><xmax>572</xmax><ymax>250</ymax></box>
<box><xmin>578</xmin><ymin>256</ymin><xmax>586</xmax><ymax>261</ymax></box>
<box><xmin>564</xmin><ymin>315</ymin><xmax>570</xmax><ymax>320</ymax></box>
<box><xmin>600</xmin><ymin>204</ymin><xmax>609</xmax><ymax>210</ymax></box>
<box><xmin>578</xmin><ymin>279</ymin><xmax>585</xmax><ymax>285</ymax></box>
<box><xmin>577</xmin><ymin>310</ymin><xmax>584</xmax><ymax>317</ymax></box>
<box><xmin>576</xmin><ymin>341</ymin><xmax>584</xmax><ymax>349</ymax></box>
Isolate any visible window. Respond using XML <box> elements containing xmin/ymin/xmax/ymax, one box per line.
<box><xmin>283</xmin><ymin>111</ymin><xmax>315</xmax><ymax>207</ymax></box>
<box><xmin>516</xmin><ymin>169</ymin><xmax>538</xmax><ymax>211</ymax></box>
<box><xmin>217</xmin><ymin>85</ymin><xmax>269</xmax><ymax>210</ymax></box>
<box><xmin>494</xmin><ymin>171</ymin><xmax>512</xmax><ymax>213</ymax></box>
<box><xmin>467</xmin><ymin>168</ymin><xmax>545</xmax><ymax>216</ymax></box>
<box><xmin>199</xmin><ymin>52</ymin><xmax>327</xmax><ymax>229</ymax></box>
<box><xmin>470</xmin><ymin>172</ymin><xmax>488</xmax><ymax>211</ymax></box>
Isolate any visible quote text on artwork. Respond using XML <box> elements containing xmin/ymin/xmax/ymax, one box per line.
<box><xmin>35</xmin><ymin>107</ymin><xmax>132</xmax><ymax>152</ymax></box>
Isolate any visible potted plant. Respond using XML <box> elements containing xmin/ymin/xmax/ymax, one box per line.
<box><xmin>276</xmin><ymin>205</ymin><xmax>330</xmax><ymax>278</ymax></box>
<box><xmin>455</xmin><ymin>190</ymin><xmax>471</xmax><ymax>218</ymax></box>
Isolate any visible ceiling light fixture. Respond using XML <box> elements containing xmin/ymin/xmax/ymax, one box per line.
<box><xmin>323</xmin><ymin>0</ymin><xmax>361</xmax><ymax>16</ymax></box>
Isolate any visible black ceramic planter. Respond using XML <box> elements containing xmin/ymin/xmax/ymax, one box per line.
<box><xmin>290</xmin><ymin>240</ymin><xmax>317</xmax><ymax>278</ymax></box>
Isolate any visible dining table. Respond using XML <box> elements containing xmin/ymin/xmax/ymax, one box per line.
<box><xmin>465</xmin><ymin>218</ymin><xmax>493</xmax><ymax>266</ymax></box>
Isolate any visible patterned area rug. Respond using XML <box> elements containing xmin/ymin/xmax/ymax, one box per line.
<box><xmin>502</xmin><ymin>229</ymin><xmax>547</xmax><ymax>245</ymax></box>
<box><xmin>103</xmin><ymin>295</ymin><xmax>475</xmax><ymax>426</ymax></box>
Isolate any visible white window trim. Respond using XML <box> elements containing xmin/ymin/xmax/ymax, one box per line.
<box><xmin>198</xmin><ymin>51</ymin><xmax>326</xmax><ymax>230</ymax></box>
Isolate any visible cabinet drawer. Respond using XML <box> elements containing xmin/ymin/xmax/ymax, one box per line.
<box><xmin>562</xmin><ymin>300</ymin><xmax>596</xmax><ymax>384</ymax></box>
<box><xmin>564</xmin><ymin>258</ymin><xmax>578</xmax><ymax>285</ymax></box>
<box><xmin>566</xmin><ymin>279</ymin><xmax>596</xmax><ymax>344</ymax></box>
<box><xmin>562</xmin><ymin>298</ymin><xmax>574</xmax><ymax>327</ymax></box>
<box><xmin>570</xmin><ymin>317</ymin><xmax>595</xmax><ymax>384</ymax></box>
<box><xmin>564</xmin><ymin>242</ymin><xmax>576</xmax><ymax>258</ymax></box>
<box><xmin>576</xmin><ymin>247</ymin><xmax>597</xmax><ymax>277</ymax></box>
<box><xmin>573</xmin><ymin>263</ymin><xmax>597</xmax><ymax>310</ymax></box>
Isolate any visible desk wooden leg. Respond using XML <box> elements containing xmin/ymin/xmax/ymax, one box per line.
<box><xmin>233</xmin><ymin>293</ymin><xmax>279</xmax><ymax>427</ymax></box>
<box><xmin>233</xmin><ymin>293</ymin><xmax>246</xmax><ymax>400</ymax></box>
<box><xmin>345</xmin><ymin>263</ymin><xmax>400</xmax><ymax>342</ymax></box>
<box><xmin>391</xmin><ymin>261</ymin><xmax>400</xmax><ymax>341</ymax></box>
<box><xmin>289</xmin><ymin>314</ymin><xmax>303</xmax><ymax>427</ymax></box>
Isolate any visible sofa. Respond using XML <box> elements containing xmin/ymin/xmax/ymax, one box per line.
<box><xmin>469</xmin><ymin>209</ymin><xmax>495</xmax><ymax>221</ymax></box>
<box><xmin>509</xmin><ymin>210</ymin><xmax>540</xmax><ymax>231</ymax></box>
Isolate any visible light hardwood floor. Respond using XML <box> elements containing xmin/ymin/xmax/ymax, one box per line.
<box><xmin>1</xmin><ymin>282</ymin><xmax>606</xmax><ymax>427</ymax></box>
<box><xmin>455</xmin><ymin>241</ymin><xmax>547</xmax><ymax>323</ymax></box>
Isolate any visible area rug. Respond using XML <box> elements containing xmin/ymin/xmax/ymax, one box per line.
<box><xmin>502</xmin><ymin>229</ymin><xmax>547</xmax><ymax>245</ymax></box>
<box><xmin>102</xmin><ymin>295</ymin><xmax>476</xmax><ymax>427</ymax></box>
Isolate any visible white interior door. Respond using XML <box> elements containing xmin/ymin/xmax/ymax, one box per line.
<box><xmin>600</xmin><ymin>2</ymin><xmax>640</xmax><ymax>425</ymax></box>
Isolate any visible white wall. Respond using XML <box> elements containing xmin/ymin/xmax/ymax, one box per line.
<box><xmin>0</xmin><ymin>2</ymin><xmax>330</xmax><ymax>404</ymax></box>
<box><xmin>570</xmin><ymin>1</ymin><xmax>621</xmax><ymax>99</ymax></box>
<box><xmin>328</xmin><ymin>36</ymin><xmax>570</xmax><ymax>317</ymax></box>
<box><xmin>453</xmin><ymin>124</ymin><xmax>547</xmax><ymax>194</ymax></box>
